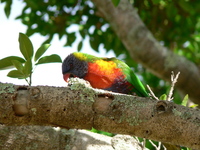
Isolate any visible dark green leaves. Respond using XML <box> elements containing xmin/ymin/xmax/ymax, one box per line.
<box><xmin>7</xmin><ymin>59</ymin><xmax>32</xmax><ymax>79</ymax></box>
<box><xmin>34</xmin><ymin>44</ymin><xmax>51</xmax><ymax>61</ymax></box>
<box><xmin>0</xmin><ymin>56</ymin><xmax>25</xmax><ymax>70</ymax></box>
<box><xmin>36</xmin><ymin>54</ymin><xmax>62</xmax><ymax>65</ymax></box>
<box><xmin>7</xmin><ymin>70</ymin><xmax>25</xmax><ymax>79</ymax></box>
<box><xmin>111</xmin><ymin>0</ymin><xmax>120</xmax><ymax>6</ymax></box>
<box><xmin>1</xmin><ymin>33</ymin><xmax>62</xmax><ymax>85</ymax></box>
<box><xmin>24</xmin><ymin>58</ymin><xmax>32</xmax><ymax>78</ymax></box>
<box><xmin>77</xmin><ymin>41</ymin><xmax>83</xmax><ymax>51</ymax></box>
<box><xmin>18</xmin><ymin>33</ymin><xmax>34</xmax><ymax>60</ymax></box>
<box><xmin>65</xmin><ymin>32</ymin><xmax>76</xmax><ymax>47</ymax></box>
<box><xmin>2</xmin><ymin>0</ymin><xmax>12</xmax><ymax>18</ymax></box>
<box><xmin>11</xmin><ymin>60</ymin><xmax>24</xmax><ymax>72</ymax></box>
<box><xmin>34</xmin><ymin>43</ymin><xmax>62</xmax><ymax>65</ymax></box>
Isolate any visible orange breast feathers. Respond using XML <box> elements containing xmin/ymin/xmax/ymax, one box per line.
<box><xmin>83</xmin><ymin>60</ymin><xmax>124</xmax><ymax>89</ymax></box>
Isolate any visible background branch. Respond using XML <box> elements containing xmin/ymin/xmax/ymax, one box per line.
<box><xmin>91</xmin><ymin>0</ymin><xmax>200</xmax><ymax>105</ymax></box>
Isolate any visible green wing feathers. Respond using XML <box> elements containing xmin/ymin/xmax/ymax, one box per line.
<box><xmin>111</xmin><ymin>57</ymin><xmax>149</xmax><ymax>97</ymax></box>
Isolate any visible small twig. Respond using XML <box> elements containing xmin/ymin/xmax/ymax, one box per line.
<box><xmin>134</xmin><ymin>136</ymin><xmax>140</xmax><ymax>143</ymax></box>
<box><xmin>157</xmin><ymin>141</ymin><xmax>167</xmax><ymax>150</ymax></box>
<box><xmin>134</xmin><ymin>137</ymin><xmax>144</xmax><ymax>148</ymax></box>
<box><xmin>149</xmin><ymin>140</ymin><xmax>167</xmax><ymax>150</ymax></box>
<box><xmin>166</xmin><ymin>71</ymin><xmax>180</xmax><ymax>101</ymax></box>
<box><xmin>147</xmin><ymin>85</ymin><xmax>159</xmax><ymax>100</ymax></box>
<box><xmin>162</xmin><ymin>143</ymin><xmax>167</xmax><ymax>150</ymax></box>
<box><xmin>146</xmin><ymin>72</ymin><xmax>180</xmax><ymax>150</ymax></box>
<box><xmin>142</xmin><ymin>138</ymin><xmax>146</xmax><ymax>150</ymax></box>
<box><xmin>149</xmin><ymin>140</ymin><xmax>159</xmax><ymax>150</ymax></box>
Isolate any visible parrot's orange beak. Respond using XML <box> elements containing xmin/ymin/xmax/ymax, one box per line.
<box><xmin>63</xmin><ymin>73</ymin><xmax>77</xmax><ymax>82</ymax></box>
<box><xmin>63</xmin><ymin>74</ymin><xmax>70</xmax><ymax>82</ymax></box>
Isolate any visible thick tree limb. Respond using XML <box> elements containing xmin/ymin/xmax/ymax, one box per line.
<box><xmin>91</xmin><ymin>0</ymin><xmax>200</xmax><ymax>105</ymax></box>
<box><xmin>0</xmin><ymin>126</ymin><xmax>146</xmax><ymax>150</ymax></box>
<box><xmin>0</xmin><ymin>80</ymin><xmax>199</xmax><ymax>149</ymax></box>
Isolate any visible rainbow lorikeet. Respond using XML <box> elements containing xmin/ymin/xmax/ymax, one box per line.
<box><xmin>62</xmin><ymin>52</ymin><xmax>149</xmax><ymax>97</ymax></box>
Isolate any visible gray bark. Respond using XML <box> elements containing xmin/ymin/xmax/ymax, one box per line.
<box><xmin>0</xmin><ymin>79</ymin><xmax>199</xmax><ymax>149</ymax></box>
<box><xmin>0</xmin><ymin>126</ymin><xmax>145</xmax><ymax>150</ymax></box>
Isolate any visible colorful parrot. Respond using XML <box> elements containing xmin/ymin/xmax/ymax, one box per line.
<box><xmin>62</xmin><ymin>52</ymin><xmax>149</xmax><ymax>97</ymax></box>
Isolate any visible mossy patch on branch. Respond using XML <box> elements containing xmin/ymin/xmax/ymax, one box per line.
<box><xmin>0</xmin><ymin>82</ymin><xmax>15</xmax><ymax>94</ymax></box>
<box><xmin>68</xmin><ymin>78</ymin><xmax>96</xmax><ymax>103</ymax></box>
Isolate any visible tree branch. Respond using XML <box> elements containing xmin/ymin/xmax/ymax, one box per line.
<box><xmin>0</xmin><ymin>79</ymin><xmax>199</xmax><ymax>149</ymax></box>
<box><xmin>91</xmin><ymin>0</ymin><xmax>200</xmax><ymax>106</ymax></box>
<box><xmin>0</xmin><ymin>126</ymin><xmax>148</xmax><ymax>150</ymax></box>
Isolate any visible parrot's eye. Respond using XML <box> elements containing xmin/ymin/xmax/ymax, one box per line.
<box><xmin>69</xmin><ymin>63</ymin><xmax>73</xmax><ymax>69</ymax></box>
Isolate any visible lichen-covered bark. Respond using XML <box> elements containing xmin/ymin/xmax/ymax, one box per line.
<box><xmin>91</xmin><ymin>0</ymin><xmax>200</xmax><ymax>106</ymax></box>
<box><xmin>0</xmin><ymin>80</ymin><xmax>199</xmax><ymax>149</ymax></box>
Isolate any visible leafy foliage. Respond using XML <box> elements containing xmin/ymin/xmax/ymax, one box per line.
<box><xmin>0</xmin><ymin>33</ymin><xmax>62</xmax><ymax>85</ymax></box>
<box><xmin>2</xmin><ymin>0</ymin><xmax>198</xmax><ymax>100</ymax></box>
<box><xmin>0</xmin><ymin>56</ymin><xmax>25</xmax><ymax>70</ymax></box>
<box><xmin>0</xmin><ymin>1</ymin><xmax>199</xmax><ymax>149</ymax></box>
<box><xmin>134</xmin><ymin>0</ymin><xmax>200</xmax><ymax>64</ymax></box>
<box><xmin>111</xmin><ymin>0</ymin><xmax>120</xmax><ymax>6</ymax></box>
<box><xmin>18</xmin><ymin>33</ymin><xmax>34</xmax><ymax>60</ymax></box>
<box><xmin>2</xmin><ymin>0</ymin><xmax>200</xmax><ymax>63</ymax></box>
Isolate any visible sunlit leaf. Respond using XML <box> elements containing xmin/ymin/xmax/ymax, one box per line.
<box><xmin>181</xmin><ymin>94</ymin><xmax>189</xmax><ymax>107</ymax></box>
<box><xmin>7</xmin><ymin>70</ymin><xmax>25</xmax><ymax>79</ymax></box>
<box><xmin>0</xmin><ymin>56</ymin><xmax>25</xmax><ymax>70</ymax></box>
<box><xmin>34</xmin><ymin>44</ymin><xmax>51</xmax><ymax>61</ymax></box>
<box><xmin>159</xmin><ymin>94</ymin><xmax>167</xmax><ymax>100</ymax></box>
<box><xmin>189</xmin><ymin>104</ymin><xmax>198</xmax><ymax>108</ymax></box>
<box><xmin>18</xmin><ymin>33</ymin><xmax>34</xmax><ymax>60</ymax></box>
<box><xmin>35</xmin><ymin>54</ymin><xmax>62</xmax><ymax>65</ymax></box>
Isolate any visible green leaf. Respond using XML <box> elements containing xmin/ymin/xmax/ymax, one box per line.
<box><xmin>77</xmin><ymin>41</ymin><xmax>83</xmax><ymax>51</ymax></box>
<box><xmin>4</xmin><ymin>0</ymin><xmax>12</xmax><ymax>18</ymax></box>
<box><xmin>181</xmin><ymin>94</ymin><xmax>189</xmax><ymax>107</ymax></box>
<box><xmin>65</xmin><ymin>32</ymin><xmax>76</xmax><ymax>46</ymax></box>
<box><xmin>0</xmin><ymin>56</ymin><xmax>25</xmax><ymax>70</ymax></box>
<box><xmin>25</xmin><ymin>0</ymin><xmax>38</xmax><ymax>10</ymax></box>
<box><xmin>7</xmin><ymin>70</ymin><xmax>25</xmax><ymax>79</ymax></box>
<box><xmin>189</xmin><ymin>104</ymin><xmax>198</xmax><ymax>108</ymax></box>
<box><xmin>178</xmin><ymin>1</ymin><xmax>194</xmax><ymax>14</ymax></box>
<box><xmin>35</xmin><ymin>54</ymin><xmax>62</xmax><ymax>65</ymax></box>
<box><xmin>11</xmin><ymin>60</ymin><xmax>24</xmax><ymax>72</ymax></box>
<box><xmin>23</xmin><ymin>58</ymin><xmax>32</xmax><ymax>77</ymax></box>
<box><xmin>159</xmin><ymin>94</ymin><xmax>167</xmax><ymax>100</ymax></box>
<box><xmin>90</xmin><ymin>38</ymin><xmax>99</xmax><ymax>51</ymax></box>
<box><xmin>152</xmin><ymin>0</ymin><xmax>160</xmax><ymax>4</ymax></box>
<box><xmin>18</xmin><ymin>33</ymin><xmax>34</xmax><ymax>60</ymax></box>
<box><xmin>34</xmin><ymin>44</ymin><xmax>51</xmax><ymax>61</ymax></box>
<box><xmin>111</xmin><ymin>0</ymin><xmax>120</xmax><ymax>6</ymax></box>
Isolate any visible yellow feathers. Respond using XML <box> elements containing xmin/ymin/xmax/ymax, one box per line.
<box><xmin>95</xmin><ymin>59</ymin><xmax>117</xmax><ymax>75</ymax></box>
<box><xmin>73</xmin><ymin>52</ymin><xmax>88</xmax><ymax>61</ymax></box>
